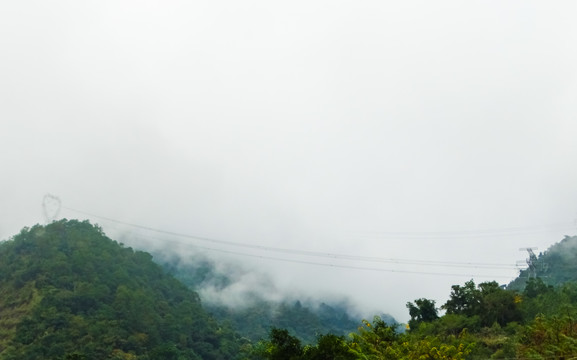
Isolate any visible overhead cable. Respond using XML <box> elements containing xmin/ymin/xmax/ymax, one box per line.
<box><xmin>62</xmin><ymin>205</ymin><xmax>520</xmax><ymax>271</ymax></box>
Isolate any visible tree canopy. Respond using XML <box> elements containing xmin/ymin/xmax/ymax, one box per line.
<box><xmin>3</xmin><ymin>220</ymin><xmax>577</xmax><ymax>359</ymax></box>
<box><xmin>0</xmin><ymin>220</ymin><xmax>243</xmax><ymax>359</ymax></box>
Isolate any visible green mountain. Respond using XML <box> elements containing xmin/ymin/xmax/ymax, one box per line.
<box><xmin>251</xmin><ymin>233</ymin><xmax>577</xmax><ymax>359</ymax></box>
<box><xmin>206</xmin><ymin>300</ymin><xmax>364</xmax><ymax>345</ymax></box>
<box><xmin>4</xmin><ymin>220</ymin><xmax>577</xmax><ymax>359</ymax></box>
<box><xmin>0</xmin><ymin>220</ymin><xmax>244</xmax><ymax>359</ymax></box>
<box><xmin>509</xmin><ymin>235</ymin><xmax>577</xmax><ymax>290</ymax></box>
<box><xmin>155</xmin><ymin>253</ymin><xmax>396</xmax><ymax>344</ymax></box>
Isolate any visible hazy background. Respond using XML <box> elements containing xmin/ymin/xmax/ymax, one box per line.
<box><xmin>1</xmin><ymin>0</ymin><xmax>576</xmax><ymax>321</ymax></box>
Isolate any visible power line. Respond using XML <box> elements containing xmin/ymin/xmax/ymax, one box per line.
<box><xmin>62</xmin><ymin>205</ymin><xmax>519</xmax><ymax>273</ymax></box>
<box><xmin>125</xmin><ymin>230</ymin><xmax>516</xmax><ymax>279</ymax></box>
<box><xmin>351</xmin><ymin>222</ymin><xmax>575</xmax><ymax>239</ymax></box>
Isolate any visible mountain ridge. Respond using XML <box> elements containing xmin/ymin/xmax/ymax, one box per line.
<box><xmin>154</xmin><ymin>250</ymin><xmax>397</xmax><ymax>344</ymax></box>
<box><xmin>0</xmin><ymin>219</ymin><xmax>243</xmax><ymax>359</ymax></box>
<box><xmin>508</xmin><ymin>234</ymin><xmax>577</xmax><ymax>290</ymax></box>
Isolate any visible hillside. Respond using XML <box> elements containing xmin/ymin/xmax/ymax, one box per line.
<box><xmin>155</xmin><ymin>253</ymin><xmax>396</xmax><ymax>344</ymax></box>
<box><xmin>206</xmin><ymin>300</ymin><xmax>369</xmax><ymax>345</ymax></box>
<box><xmin>0</xmin><ymin>220</ymin><xmax>243</xmax><ymax>359</ymax></box>
<box><xmin>242</xmin><ymin>233</ymin><xmax>577</xmax><ymax>359</ymax></box>
<box><xmin>509</xmin><ymin>235</ymin><xmax>577</xmax><ymax>290</ymax></box>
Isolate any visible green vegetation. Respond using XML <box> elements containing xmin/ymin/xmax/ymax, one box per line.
<box><xmin>253</xmin><ymin>316</ymin><xmax>472</xmax><ymax>360</ymax></box>
<box><xmin>0</xmin><ymin>220</ymin><xmax>243</xmax><ymax>359</ymax></box>
<box><xmin>157</xmin><ymin>254</ymin><xmax>391</xmax><ymax>344</ymax></box>
<box><xmin>207</xmin><ymin>300</ymin><xmax>373</xmax><ymax>345</ymax></box>
<box><xmin>3</xmin><ymin>220</ymin><xmax>577</xmax><ymax>359</ymax></box>
<box><xmin>252</xmin><ymin>233</ymin><xmax>577</xmax><ymax>359</ymax></box>
<box><xmin>254</xmin><ymin>277</ymin><xmax>577</xmax><ymax>359</ymax></box>
<box><xmin>509</xmin><ymin>235</ymin><xmax>577</xmax><ymax>290</ymax></box>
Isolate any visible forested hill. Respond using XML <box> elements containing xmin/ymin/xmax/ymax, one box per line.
<box><xmin>509</xmin><ymin>234</ymin><xmax>577</xmax><ymax>290</ymax></box>
<box><xmin>0</xmin><ymin>220</ymin><xmax>243</xmax><ymax>359</ymax></box>
<box><xmin>246</xmin><ymin>233</ymin><xmax>577</xmax><ymax>359</ymax></box>
<box><xmin>156</xmin><ymin>253</ymin><xmax>396</xmax><ymax>344</ymax></box>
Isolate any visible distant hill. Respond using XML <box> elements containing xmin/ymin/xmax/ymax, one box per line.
<box><xmin>155</xmin><ymin>253</ymin><xmax>397</xmax><ymax>344</ymax></box>
<box><xmin>0</xmin><ymin>220</ymin><xmax>243</xmax><ymax>359</ymax></box>
<box><xmin>509</xmin><ymin>235</ymin><xmax>577</xmax><ymax>290</ymax></box>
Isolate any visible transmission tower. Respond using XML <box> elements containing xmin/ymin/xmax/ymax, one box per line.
<box><xmin>42</xmin><ymin>194</ymin><xmax>61</xmax><ymax>223</ymax></box>
<box><xmin>519</xmin><ymin>247</ymin><xmax>540</xmax><ymax>279</ymax></box>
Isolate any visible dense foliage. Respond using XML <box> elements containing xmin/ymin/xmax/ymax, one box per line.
<box><xmin>509</xmin><ymin>235</ymin><xmax>577</xmax><ymax>290</ymax></box>
<box><xmin>253</xmin><ymin>276</ymin><xmax>577</xmax><ymax>359</ymax></box>
<box><xmin>207</xmin><ymin>300</ymin><xmax>375</xmax><ymax>345</ymax></box>
<box><xmin>157</xmin><ymin>254</ymin><xmax>393</xmax><ymax>344</ymax></box>
<box><xmin>3</xmin><ymin>220</ymin><xmax>577</xmax><ymax>359</ymax></box>
<box><xmin>251</xmin><ymin>232</ymin><xmax>577</xmax><ymax>359</ymax></box>
<box><xmin>0</xmin><ymin>220</ymin><xmax>243</xmax><ymax>359</ymax></box>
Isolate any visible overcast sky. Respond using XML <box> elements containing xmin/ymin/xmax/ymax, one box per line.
<box><xmin>1</xmin><ymin>1</ymin><xmax>577</xmax><ymax>321</ymax></box>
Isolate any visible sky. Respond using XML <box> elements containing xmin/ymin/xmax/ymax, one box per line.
<box><xmin>1</xmin><ymin>1</ymin><xmax>577</xmax><ymax>321</ymax></box>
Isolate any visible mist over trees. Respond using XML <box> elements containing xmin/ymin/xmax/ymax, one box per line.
<box><xmin>509</xmin><ymin>235</ymin><xmax>577</xmax><ymax>289</ymax></box>
<box><xmin>3</xmin><ymin>220</ymin><xmax>577</xmax><ymax>359</ymax></box>
<box><xmin>154</xmin><ymin>252</ymin><xmax>395</xmax><ymax>344</ymax></box>
<box><xmin>255</xmin><ymin>277</ymin><xmax>577</xmax><ymax>359</ymax></box>
<box><xmin>254</xmin><ymin>235</ymin><xmax>577</xmax><ymax>359</ymax></box>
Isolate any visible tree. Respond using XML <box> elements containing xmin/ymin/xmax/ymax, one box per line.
<box><xmin>348</xmin><ymin>316</ymin><xmax>400</xmax><ymax>358</ymax></box>
<box><xmin>523</xmin><ymin>277</ymin><xmax>552</xmax><ymax>299</ymax></box>
<box><xmin>303</xmin><ymin>334</ymin><xmax>355</xmax><ymax>360</ymax></box>
<box><xmin>256</xmin><ymin>328</ymin><xmax>303</xmax><ymax>360</ymax></box>
<box><xmin>477</xmin><ymin>282</ymin><xmax>521</xmax><ymax>326</ymax></box>
<box><xmin>442</xmin><ymin>280</ymin><xmax>481</xmax><ymax>317</ymax></box>
<box><xmin>441</xmin><ymin>280</ymin><xmax>521</xmax><ymax>328</ymax></box>
<box><xmin>518</xmin><ymin>314</ymin><xmax>577</xmax><ymax>359</ymax></box>
<box><xmin>406</xmin><ymin>298</ymin><xmax>439</xmax><ymax>330</ymax></box>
